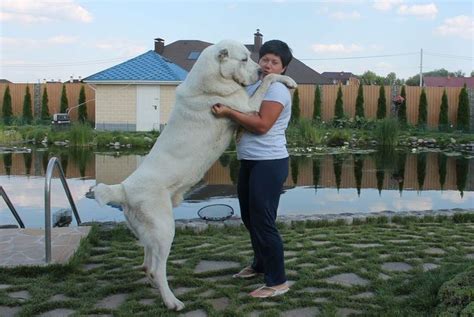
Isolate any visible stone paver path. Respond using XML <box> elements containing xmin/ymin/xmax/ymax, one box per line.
<box><xmin>324</xmin><ymin>273</ymin><xmax>370</xmax><ymax>287</ymax></box>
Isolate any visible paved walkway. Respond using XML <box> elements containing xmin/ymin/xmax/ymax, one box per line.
<box><xmin>0</xmin><ymin>227</ymin><xmax>91</xmax><ymax>267</ymax></box>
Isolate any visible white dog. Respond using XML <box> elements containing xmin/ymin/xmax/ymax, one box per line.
<box><xmin>94</xmin><ymin>40</ymin><xmax>296</xmax><ymax>311</ymax></box>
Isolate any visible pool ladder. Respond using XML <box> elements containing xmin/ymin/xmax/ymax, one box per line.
<box><xmin>0</xmin><ymin>186</ymin><xmax>25</xmax><ymax>229</ymax></box>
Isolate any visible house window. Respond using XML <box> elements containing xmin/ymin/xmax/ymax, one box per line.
<box><xmin>187</xmin><ymin>51</ymin><xmax>201</xmax><ymax>60</ymax></box>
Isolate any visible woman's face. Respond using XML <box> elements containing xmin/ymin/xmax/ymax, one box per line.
<box><xmin>259</xmin><ymin>53</ymin><xmax>286</xmax><ymax>77</ymax></box>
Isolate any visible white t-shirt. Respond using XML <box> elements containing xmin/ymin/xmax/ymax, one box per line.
<box><xmin>237</xmin><ymin>80</ymin><xmax>292</xmax><ymax>160</ymax></box>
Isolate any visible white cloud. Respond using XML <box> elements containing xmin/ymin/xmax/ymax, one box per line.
<box><xmin>311</xmin><ymin>43</ymin><xmax>364</xmax><ymax>54</ymax></box>
<box><xmin>397</xmin><ymin>3</ymin><xmax>438</xmax><ymax>19</ymax></box>
<box><xmin>47</xmin><ymin>35</ymin><xmax>78</xmax><ymax>44</ymax></box>
<box><xmin>373</xmin><ymin>0</ymin><xmax>404</xmax><ymax>11</ymax></box>
<box><xmin>1</xmin><ymin>35</ymin><xmax>77</xmax><ymax>48</ymax></box>
<box><xmin>95</xmin><ymin>39</ymin><xmax>147</xmax><ymax>56</ymax></box>
<box><xmin>435</xmin><ymin>15</ymin><xmax>474</xmax><ymax>40</ymax></box>
<box><xmin>330</xmin><ymin>10</ymin><xmax>361</xmax><ymax>20</ymax></box>
<box><xmin>0</xmin><ymin>0</ymin><xmax>92</xmax><ymax>24</ymax></box>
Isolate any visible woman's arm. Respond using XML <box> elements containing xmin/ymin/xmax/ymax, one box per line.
<box><xmin>211</xmin><ymin>101</ymin><xmax>283</xmax><ymax>135</ymax></box>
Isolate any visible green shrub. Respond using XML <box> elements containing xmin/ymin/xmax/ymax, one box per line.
<box><xmin>0</xmin><ymin>129</ymin><xmax>23</xmax><ymax>144</ymax></box>
<box><xmin>375</xmin><ymin>117</ymin><xmax>399</xmax><ymax>147</ymax></box>
<box><xmin>326</xmin><ymin>129</ymin><xmax>350</xmax><ymax>146</ymax></box>
<box><xmin>313</xmin><ymin>85</ymin><xmax>322</xmax><ymax>121</ymax></box>
<box><xmin>438</xmin><ymin>89</ymin><xmax>449</xmax><ymax>131</ymax></box>
<box><xmin>2</xmin><ymin>86</ymin><xmax>13</xmax><ymax>124</ymax></box>
<box><xmin>398</xmin><ymin>85</ymin><xmax>407</xmax><ymax>125</ymax></box>
<box><xmin>418</xmin><ymin>88</ymin><xmax>428</xmax><ymax>128</ymax></box>
<box><xmin>78</xmin><ymin>85</ymin><xmax>88</xmax><ymax>123</ymax></box>
<box><xmin>334</xmin><ymin>85</ymin><xmax>344</xmax><ymax>119</ymax></box>
<box><xmin>22</xmin><ymin>86</ymin><xmax>33</xmax><ymax>124</ymax></box>
<box><xmin>297</xmin><ymin>118</ymin><xmax>322</xmax><ymax>144</ymax></box>
<box><xmin>355</xmin><ymin>83</ymin><xmax>365</xmax><ymax>118</ymax></box>
<box><xmin>376</xmin><ymin>85</ymin><xmax>387</xmax><ymax>119</ymax></box>
<box><xmin>291</xmin><ymin>88</ymin><xmax>300</xmax><ymax>123</ymax></box>
<box><xmin>69</xmin><ymin>123</ymin><xmax>93</xmax><ymax>146</ymax></box>
<box><xmin>456</xmin><ymin>84</ymin><xmax>470</xmax><ymax>131</ymax></box>
<box><xmin>436</xmin><ymin>266</ymin><xmax>474</xmax><ymax>316</ymax></box>
<box><xmin>41</xmin><ymin>86</ymin><xmax>50</xmax><ymax>120</ymax></box>
<box><xmin>60</xmin><ymin>84</ymin><xmax>68</xmax><ymax>113</ymax></box>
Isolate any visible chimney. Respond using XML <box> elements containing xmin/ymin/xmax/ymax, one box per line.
<box><xmin>254</xmin><ymin>29</ymin><xmax>262</xmax><ymax>53</ymax></box>
<box><xmin>154</xmin><ymin>38</ymin><xmax>164</xmax><ymax>54</ymax></box>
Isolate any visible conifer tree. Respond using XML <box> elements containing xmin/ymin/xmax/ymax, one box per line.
<box><xmin>456</xmin><ymin>84</ymin><xmax>470</xmax><ymax>131</ymax></box>
<box><xmin>291</xmin><ymin>88</ymin><xmax>300</xmax><ymax>123</ymax></box>
<box><xmin>438</xmin><ymin>89</ymin><xmax>448</xmax><ymax>131</ymax></box>
<box><xmin>2</xmin><ymin>86</ymin><xmax>13</xmax><ymax>124</ymax></box>
<box><xmin>60</xmin><ymin>84</ymin><xmax>68</xmax><ymax>113</ymax></box>
<box><xmin>41</xmin><ymin>86</ymin><xmax>50</xmax><ymax>120</ymax></box>
<box><xmin>334</xmin><ymin>85</ymin><xmax>344</xmax><ymax>119</ymax></box>
<box><xmin>376</xmin><ymin>85</ymin><xmax>386</xmax><ymax>119</ymax></box>
<box><xmin>355</xmin><ymin>84</ymin><xmax>365</xmax><ymax>118</ymax></box>
<box><xmin>22</xmin><ymin>86</ymin><xmax>33</xmax><ymax>123</ymax></box>
<box><xmin>418</xmin><ymin>88</ymin><xmax>428</xmax><ymax>127</ymax></box>
<box><xmin>398</xmin><ymin>85</ymin><xmax>407</xmax><ymax>125</ymax></box>
<box><xmin>313</xmin><ymin>85</ymin><xmax>322</xmax><ymax>121</ymax></box>
<box><xmin>78</xmin><ymin>85</ymin><xmax>88</xmax><ymax>123</ymax></box>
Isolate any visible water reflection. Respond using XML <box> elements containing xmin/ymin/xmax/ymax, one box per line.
<box><xmin>0</xmin><ymin>147</ymin><xmax>473</xmax><ymax>228</ymax></box>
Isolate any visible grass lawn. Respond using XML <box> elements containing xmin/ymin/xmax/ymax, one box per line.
<box><xmin>0</xmin><ymin>216</ymin><xmax>473</xmax><ymax>317</ymax></box>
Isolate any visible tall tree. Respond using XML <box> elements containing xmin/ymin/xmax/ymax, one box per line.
<box><xmin>60</xmin><ymin>84</ymin><xmax>68</xmax><ymax>113</ymax></box>
<box><xmin>313</xmin><ymin>85</ymin><xmax>322</xmax><ymax>121</ymax></box>
<box><xmin>438</xmin><ymin>89</ymin><xmax>449</xmax><ymax>131</ymax></box>
<box><xmin>291</xmin><ymin>88</ymin><xmax>300</xmax><ymax>123</ymax></box>
<box><xmin>398</xmin><ymin>85</ymin><xmax>407</xmax><ymax>125</ymax></box>
<box><xmin>456</xmin><ymin>84</ymin><xmax>470</xmax><ymax>131</ymax></box>
<box><xmin>78</xmin><ymin>85</ymin><xmax>88</xmax><ymax>123</ymax></box>
<box><xmin>355</xmin><ymin>84</ymin><xmax>364</xmax><ymax>118</ymax></box>
<box><xmin>386</xmin><ymin>72</ymin><xmax>397</xmax><ymax>85</ymax></box>
<box><xmin>22</xmin><ymin>86</ymin><xmax>33</xmax><ymax>123</ymax></box>
<box><xmin>376</xmin><ymin>85</ymin><xmax>386</xmax><ymax>119</ymax></box>
<box><xmin>334</xmin><ymin>85</ymin><xmax>344</xmax><ymax>119</ymax></box>
<box><xmin>2</xmin><ymin>86</ymin><xmax>13</xmax><ymax>124</ymax></box>
<box><xmin>418</xmin><ymin>88</ymin><xmax>428</xmax><ymax>127</ymax></box>
<box><xmin>41</xmin><ymin>86</ymin><xmax>50</xmax><ymax>120</ymax></box>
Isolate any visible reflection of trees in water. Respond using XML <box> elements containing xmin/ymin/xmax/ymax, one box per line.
<box><xmin>291</xmin><ymin>156</ymin><xmax>299</xmax><ymax>185</ymax></box>
<box><xmin>312</xmin><ymin>156</ymin><xmax>321</xmax><ymax>193</ymax></box>
<box><xmin>42</xmin><ymin>151</ymin><xmax>49</xmax><ymax>173</ymax></box>
<box><xmin>417</xmin><ymin>153</ymin><xmax>427</xmax><ymax>191</ymax></box>
<box><xmin>68</xmin><ymin>148</ymin><xmax>93</xmax><ymax>178</ymax></box>
<box><xmin>333</xmin><ymin>155</ymin><xmax>345</xmax><ymax>192</ymax></box>
<box><xmin>394</xmin><ymin>152</ymin><xmax>407</xmax><ymax>196</ymax></box>
<box><xmin>438</xmin><ymin>153</ymin><xmax>447</xmax><ymax>190</ymax></box>
<box><xmin>60</xmin><ymin>152</ymin><xmax>69</xmax><ymax>177</ymax></box>
<box><xmin>23</xmin><ymin>152</ymin><xmax>32</xmax><ymax>175</ymax></box>
<box><xmin>353</xmin><ymin>154</ymin><xmax>363</xmax><ymax>196</ymax></box>
<box><xmin>3</xmin><ymin>153</ymin><xmax>12</xmax><ymax>176</ymax></box>
<box><xmin>456</xmin><ymin>157</ymin><xmax>468</xmax><ymax>198</ymax></box>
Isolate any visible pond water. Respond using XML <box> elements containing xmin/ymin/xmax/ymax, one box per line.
<box><xmin>0</xmin><ymin>147</ymin><xmax>473</xmax><ymax>228</ymax></box>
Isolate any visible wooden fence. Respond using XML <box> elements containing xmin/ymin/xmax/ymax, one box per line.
<box><xmin>0</xmin><ymin>82</ymin><xmax>468</xmax><ymax>129</ymax></box>
<box><xmin>0</xmin><ymin>83</ymin><xmax>95</xmax><ymax>122</ymax></box>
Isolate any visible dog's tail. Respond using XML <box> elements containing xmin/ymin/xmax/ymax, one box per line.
<box><xmin>94</xmin><ymin>183</ymin><xmax>126</xmax><ymax>206</ymax></box>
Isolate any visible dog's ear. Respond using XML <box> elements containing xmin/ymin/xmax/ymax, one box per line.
<box><xmin>218</xmin><ymin>48</ymin><xmax>228</xmax><ymax>62</ymax></box>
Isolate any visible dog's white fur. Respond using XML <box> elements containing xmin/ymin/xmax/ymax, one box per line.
<box><xmin>94</xmin><ymin>40</ymin><xmax>296</xmax><ymax>311</ymax></box>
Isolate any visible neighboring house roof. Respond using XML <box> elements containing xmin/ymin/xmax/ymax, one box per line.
<box><xmin>0</xmin><ymin>79</ymin><xmax>12</xmax><ymax>83</ymax></box>
<box><xmin>160</xmin><ymin>32</ymin><xmax>332</xmax><ymax>85</ymax></box>
<box><xmin>84</xmin><ymin>50</ymin><xmax>188</xmax><ymax>83</ymax></box>
<box><xmin>321</xmin><ymin>72</ymin><xmax>357</xmax><ymax>82</ymax></box>
<box><xmin>423</xmin><ymin>76</ymin><xmax>474</xmax><ymax>88</ymax></box>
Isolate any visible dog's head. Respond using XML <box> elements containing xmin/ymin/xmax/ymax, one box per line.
<box><xmin>214</xmin><ymin>40</ymin><xmax>260</xmax><ymax>86</ymax></box>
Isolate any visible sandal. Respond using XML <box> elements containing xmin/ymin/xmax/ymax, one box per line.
<box><xmin>232</xmin><ymin>266</ymin><xmax>258</xmax><ymax>279</ymax></box>
<box><xmin>249</xmin><ymin>284</ymin><xmax>290</xmax><ymax>298</ymax></box>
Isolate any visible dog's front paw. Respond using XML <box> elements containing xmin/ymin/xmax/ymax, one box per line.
<box><xmin>282</xmin><ymin>76</ymin><xmax>297</xmax><ymax>89</ymax></box>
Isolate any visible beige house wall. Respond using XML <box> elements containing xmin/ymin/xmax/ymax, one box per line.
<box><xmin>160</xmin><ymin>85</ymin><xmax>179</xmax><ymax>124</ymax></box>
<box><xmin>95</xmin><ymin>85</ymin><xmax>136</xmax><ymax>127</ymax></box>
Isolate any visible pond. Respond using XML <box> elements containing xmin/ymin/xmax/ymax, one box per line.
<box><xmin>0</xmin><ymin>147</ymin><xmax>473</xmax><ymax>228</ymax></box>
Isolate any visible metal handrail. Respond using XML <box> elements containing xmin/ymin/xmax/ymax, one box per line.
<box><xmin>44</xmin><ymin>157</ymin><xmax>82</xmax><ymax>263</ymax></box>
<box><xmin>0</xmin><ymin>186</ymin><xmax>25</xmax><ymax>228</ymax></box>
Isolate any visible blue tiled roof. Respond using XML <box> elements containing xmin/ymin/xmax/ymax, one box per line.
<box><xmin>84</xmin><ymin>50</ymin><xmax>188</xmax><ymax>82</ymax></box>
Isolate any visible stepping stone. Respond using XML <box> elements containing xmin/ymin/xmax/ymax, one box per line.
<box><xmin>379</xmin><ymin>254</ymin><xmax>391</xmax><ymax>259</ymax></box>
<box><xmin>313</xmin><ymin>297</ymin><xmax>329</xmax><ymax>303</ymax></box>
<box><xmin>83</xmin><ymin>263</ymin><xmax>103</xmax><ymax>271</ymax></box>
<box><xmin>201</xmin><ymin>275</ymin><xmax>233</xmax><ymax>282</ymax></box>
<box><xmin>387</xmin><ymin>240</ymin><xmax>410</xmax><ymax>244</ymax></box>
<box><xmin>336</xmin><ymin>252</ymin><xmax>352</xmax><ymax>257</ymax></box>
<box><xmin>0</xmin><ymin>284</ymin><xmax>11</xmax><ymax>289</ymax></box>
<box><xmin>298</xmin><ymin>263</ymin><xmax>316</xmax><ymax>268</ymax></box>
<box><xmin>378</xmin><ymin>273</ymin><xmax>391</xmax><ymax>280</ymax></box>
<box><xmin>280</xmin><ymin>306</ymin><xmax>320</xmax><ymax>317</ymax></box>
<box><xmin>170</xmin><ymin>259</ymin><xmax>187</xmax><ymax>265</ymax></box>
<box><xmin>248</xmin><ymin>311</ymin><xmax>260</xmax><ymax>317</ymax></box>
<box><xmin>350</xmin><ymin>292</ymin><xmax>375</xmax><ymax>299</ymax></box>
<box><xmin>188</xmin><ymin>243</ymin><xmax>213</xmax><ymax>250</ymax></box>
<box><xmin>336</xmin><ymin>308</ymin><xmax>362</xmax><ymax>316</ymax></box>
<box><xmin>319</xmin><ymin>265</ymin><xmax>338</xmax><ymax>272</ymax></box>
<box><xmin>424</xmin><ymin>248</ymin><xmax>445</xmax><ymax>255</ymax></box>
<box><xmin>300</xmin><ymin>287</ymin><xmax>333</xmax><ymax>293</ymax></box>
<box><xmin>200</xmin><ymin>289</ymin><xmax>215</xmax><ymax>298</ymax></box>
<box><xmin>49</xmin><ymin>294</ymin><xmax>70</xmax><ymax>302</ymax></box>
<box><xmin>94</xmin><ymin>294</ymin><xmax>128</xmax><ymax>309</ymax></box>
<box><xmin>311</xmin><ymin>241</ymin><xmax>331</xmax><ymax>246</ymax></box>
<box><xmin>194</xmin><ymin>260</ymin><xmax>239</xmax><ymax>274</ymax></box>
<box><xmin>0</xmin><ymin>306</ymin><xmax>21</xmax><ymax>317</ymax></box>
<box><xmin>324</xmin><ymin>273</ymin><xmax>370</xmax><ymax>287</ymax></box>
<box><xmin>284</xmin><ymin>251</ymin><xmax>298</xmax><ymax>257</ymax></box>
<box><xmin>174</xmin><ymin>287</ymin><xmax>197</xmax><ymax>296</ymax></box>
<box><xmin>423</xmin><ymin>263</ymin><xmax>439</xmax><ymax>271</ymax></box>
<box><xmin>381</xmin><ymin>262</ymin><xmax>413</xmax><ymax>272</ymax></box>
<box><xmin>8</xmin><ymin>290</ymin><xmax>30</xmax><ymax>301</ymax></box>
<box><xmin>208</xmin><ymin>297</ymin><xmax>230</xmax><ymax>311</ymax></box>
<box><xmin>139</xmin><ymin>299</ymin><xmax>155</xmax><ymax>306</ymax></box>
<box><xmin>349</xmin><ymin>243</ymin><xmax>383</xmax><ymax>248</ymax></box>
<box><xmin>179</xmin><ymin>309</ymin><xmax>208</xmax><ymax>317</ymax></box>
<box><xmin>260</xmin><ymin>301</ymin><xmax>278</xmax><ymax>307</ymax></box>
<box><xmin>465</xmin><ymin>254</ymin><xmax>474</xmax><ymax>259</ymax></box>
<box><xmin>39</xmin><ymin>309</ymin><xmax>75</xmax><ymax>317</ymax></box>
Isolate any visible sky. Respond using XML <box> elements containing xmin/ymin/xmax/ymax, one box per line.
<box><xmin>1</xmin><ymin>0</ymin><xmax>473</xmax><ymax>83</ymax></box>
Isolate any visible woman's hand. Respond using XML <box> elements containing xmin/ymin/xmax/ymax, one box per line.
<box><xmin>211</xmin><ymin>103</ymin><xmax>232</xmax><ymax>118</ymax></box>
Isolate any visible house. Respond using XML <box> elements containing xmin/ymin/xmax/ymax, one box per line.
<box><xmin>321</xmin><ymin>71</ymin><xmax>360</xmax><ymax>85</ymax></box>
<box><xmin>84</xmin><ymin>45</ymin><xmax>187</xmax><ymax>131</ymax></box>
<box><xmin>423</xmin><ymin>76</ymin><xmax>474</xmax><ymax>89</ymax></box>
<box><xmin>159</xmin><ymin>30</ymin><xmax>332</xmax><ymax>85</ymax></box>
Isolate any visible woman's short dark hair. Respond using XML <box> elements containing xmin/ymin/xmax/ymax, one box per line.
<box><xmin>259</xmin><ymin>40</ymin><xmax>293</xmax><ymax>70</ymax></box>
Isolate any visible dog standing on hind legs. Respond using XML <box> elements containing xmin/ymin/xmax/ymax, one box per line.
<box><xmin>94</xmin><ymin>39</ymin><xmax>297</xmax><ymax>311</ymax></box>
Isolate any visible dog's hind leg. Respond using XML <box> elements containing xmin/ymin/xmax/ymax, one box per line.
<box><xmin>143</xmin><ymin>198</ymin><xmax>185</xmax><ymax>311</ymax></box>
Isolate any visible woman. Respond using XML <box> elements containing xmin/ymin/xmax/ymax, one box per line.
<box><xmin>211</xmin><ymin>39</ymin><xmax>293</xmax><ymax>298</ymax></box>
